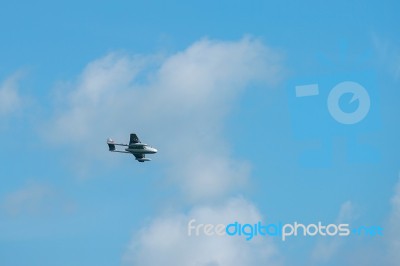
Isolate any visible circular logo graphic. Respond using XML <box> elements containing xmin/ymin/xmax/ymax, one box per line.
<box><xmin>327</xmin><ymin>81</ymin><xmax>370</xmax><ymax>125</ymax></box>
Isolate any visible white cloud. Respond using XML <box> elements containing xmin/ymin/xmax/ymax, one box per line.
<box><xmin>387</xmin><ymin>175</ymin><xmax>400</xmax><ymax>264</ymax></box>
<box><xmin>46</xmin><ymin>38</ymin><xmax>282</xmax><ymax>144</ymax></box>
<box><xmin>1</xmin><ymin>182</ymin><xmax>74</xmax><ymax>216</ymax></box>
<box><xmin>311</xmin><ymin>201</ymin><xmax>356</xmax><ymax>262</ymax></box>
<box><xmin>333</xmin><ymin>174</ymin><xmax>400</xmax><ymax>266</ymax></box>
<box><xmin>45</xmin><ymin>37</ymin><xmax>283</xmax><ymax>200</ymax></box>
<box><xmin>122</xmin><ymin>197</ymin><xmax>281</xmax><ymax>266</ymax></box>
<box><xmin>45</xmin><ymin>37</ymin><xmax>284</xmax><ymax>264</ymax></box>
<box><xmin>0</xmin><ymin>72</ymin><xmax>23</xmax><ymax>117</ymax></box>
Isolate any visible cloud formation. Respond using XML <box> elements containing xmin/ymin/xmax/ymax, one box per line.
<box><xmin>387</xmin><ymin>175</ymin><xmax>400</xmax><ymax>264</ymax></box>
<box><xmin>46</xmin><ymin>37</ymin><xmax>283</xmax><ymax>199</ymax></box>
<box><xmin>122</xmin><ymin>197</ymin><xmax>281</xmax><ymax>266</ymax></box>
<box><xmin>0</xmin><ymin>72</ymin><xmax>23</xmax><ymax>117</ymax></box>
<box><xmin>1</xmin><ymin>183</ymin><xmax>60</xmax><ymax>216</ymax></box>
<box><xmin>311</xmin><ymin>201</ymin><xmax>356</xmax><ymax>263</ymax></box>
<box><xmin>45</xmin><ymin>37</ymin><xmax>284</xmax><ymax>265</ymax></box>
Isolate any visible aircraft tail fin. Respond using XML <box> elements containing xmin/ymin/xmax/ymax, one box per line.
<box><xmin>107</xmin><ymin>138</ymin><xmax>116</xmax><ymax>151</ymax></box>
<box><xmin>129</xmin><ymin>133</ymin><xmax>141</xmax><ymax>145</ymax></box>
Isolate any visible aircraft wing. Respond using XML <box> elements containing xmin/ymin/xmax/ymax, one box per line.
<box><xmin>133</xmin><ymin>153</ymin><xmax>151</xmax><ymax>162</ymax></box>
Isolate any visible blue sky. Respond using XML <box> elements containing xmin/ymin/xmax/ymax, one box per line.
<box><xmin>1</xmin><ymin>1</ymin><xmax>400</xmax><ymax>265</ymax></box>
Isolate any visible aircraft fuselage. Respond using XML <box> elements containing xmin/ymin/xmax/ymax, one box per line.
<box><xmin>125</xmin><ymin>146</ymin><xmax>157</xmax><ymax>154</ymax></box>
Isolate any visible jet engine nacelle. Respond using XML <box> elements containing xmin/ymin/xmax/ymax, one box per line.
<box><xmin>137</xmin><ymin>158</ymin><xmax>151</xmax><ymax>162</ymax></box>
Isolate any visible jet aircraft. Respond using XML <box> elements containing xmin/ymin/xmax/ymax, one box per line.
<box><xmin>107</xmin><ymin>133</ymin><xmax>157</xmax><ymax>162</ymax></box>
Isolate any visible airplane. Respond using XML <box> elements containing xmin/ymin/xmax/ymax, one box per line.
<box><xmin>107</xmin><ymin>133</ymin><xmax>157</xmax><ymax>162</ymax></box>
